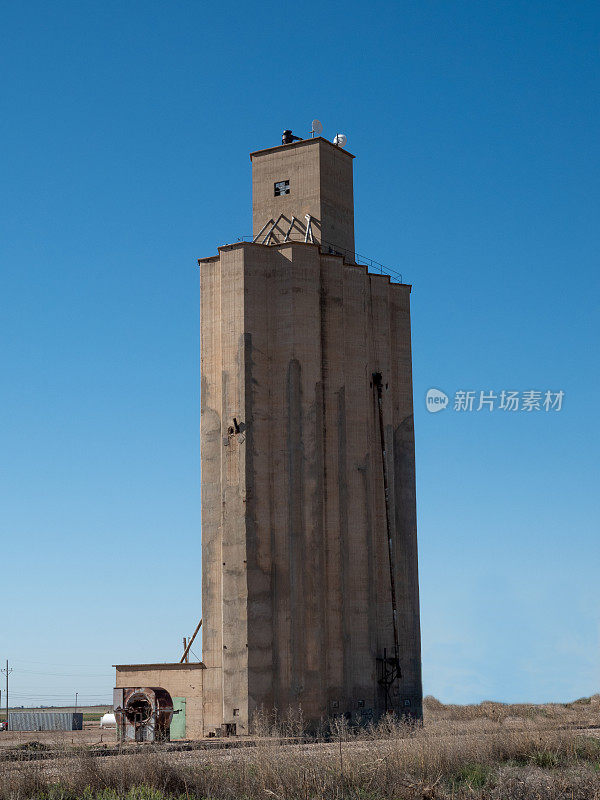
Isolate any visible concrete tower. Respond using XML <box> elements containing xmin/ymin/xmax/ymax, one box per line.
<box><xmin>198</xmin><ymin>134</ymin><xmax>422</xmax><ymax>736</ymax></box>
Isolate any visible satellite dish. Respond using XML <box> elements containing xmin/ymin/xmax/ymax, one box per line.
<box><xmin>311</xmin><ymin>119</ymin><xmax>323</xmax><ymax>136</ymax></box>
<box><xmin>333</xmin><ymin>133</ymin><xmax>347</xmax><ymax>148</ymax></box>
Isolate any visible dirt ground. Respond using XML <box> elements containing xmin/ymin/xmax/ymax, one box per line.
<box><xmin>0</xmin><ymin>696</ymin><xmax>597</xmax><ymax>751</ymax></box>
<box><xmin>0</xmin><ymin>720</ymin><xmax>117</xmax><ymax>749</ymax></box>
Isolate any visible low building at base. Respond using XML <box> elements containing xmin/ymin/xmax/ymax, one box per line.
<box><xmin>113</xmin><ymin>662</ymin><xmax>206</xmax><ymax>740</ymax></box>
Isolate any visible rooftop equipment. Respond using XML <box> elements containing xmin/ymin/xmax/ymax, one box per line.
<box><xmin>281</xmin><ymin>129</ymin><xmax>303</xmax><ymax>144</ymax></box>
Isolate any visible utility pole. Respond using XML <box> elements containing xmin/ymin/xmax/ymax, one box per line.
<box><xmin>1</xmin><ymin>661</ymin><xmax>12</xmax><ymax>729</ymax></box>
<box><xmin>75</xmin><ymin>692</ymin><xmax>78</xmax><ymax>711</ymax></box>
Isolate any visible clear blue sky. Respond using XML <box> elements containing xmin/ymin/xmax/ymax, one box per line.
<box><xmin>1</xmin><ymin>1</ymin><xmax>598</xmax><ymax>708</ymax></box>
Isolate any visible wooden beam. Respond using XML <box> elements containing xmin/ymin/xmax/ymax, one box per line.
<box><xmin>180</xmin><ymin>619</ymin><xmax>202</xmax><ymax>663</ymax></box>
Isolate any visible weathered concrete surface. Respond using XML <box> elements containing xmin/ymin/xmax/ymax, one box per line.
<box><xmin>199</xmin><ymin>138</ymin><xmax>421</xmax><ymax>736</ymax></box>
<box><xmin>199</xmin><ymin>245</ymin><xmax>422</xmax><ymax>734</ymax></box>
<box><xmin>251</xmin><ymin>138</ymin><xmax>355</xmax><ymax>260</ymax></box>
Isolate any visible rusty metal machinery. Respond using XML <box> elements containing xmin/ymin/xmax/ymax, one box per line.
<box><xmin>115</xmin><ymin>687</ymin><xmax>174</xmax><ymax>742</ymax></box>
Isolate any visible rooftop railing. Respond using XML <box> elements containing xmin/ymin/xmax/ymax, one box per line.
<box><xmin>233</xmin><ymin>235</ymin><xmax>404</xmax><ymax>284</ymax></box>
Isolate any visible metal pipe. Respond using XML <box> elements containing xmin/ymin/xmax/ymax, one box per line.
<box><xmin>283</xmin><ymin>216</ymin><xmax>296</xmax><ymax>242</ymax></box>
<box><xmin>373</xmin><ymin>373</ymin><xmax>401</xmax><ymax>675</ymax></box>
<box><xmin>253</xmin><ymin>219</ymin><xmax>273</xmax><ymax>243</ymax></box>
<box><xmin>263</xmin><ymin>213</ymin><xmax>285</xmax><ymax>244</ymax></box>
<box><xmin>304</xmin><ymin>214</ymin><xmax>314</xmax><ymax>243</ymax></box>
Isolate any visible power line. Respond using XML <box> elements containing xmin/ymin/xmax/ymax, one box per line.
<box><xmin>8</xmin><ymin>690</ymin><xmax>111</xmax><ymax>695</ymax></box>
<box><xmin>9</xmin><ymin>698</ymin><xmax>111</xmax><ymax>703</ymax></box>
<box><xmin>11</xmin><ymin>659</ymin><xmax>114</xmax><ymax>668</ymax></box>
<box><xmin>16</xmin><ymin>669</ymin><xmax>111</xmax><ymax>677</ymax></box>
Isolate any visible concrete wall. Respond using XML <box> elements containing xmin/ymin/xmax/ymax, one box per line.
<box><xmin>199</xmin><ymin>241</ymin><xmax>422</xmax><ymax>734</ymax></box>
<box><xmin>200</xmin><ymin>246</ymin><xmax>250</xmax><ymax>735</ymax></box>
<box><xmin>251</xmin><ymin>139</ymin><xmax>355</xmax><ymax>260</ymax></box>
<box><xmin>318</xmin><ymin>141</ymin><xmax>355</xmax><ymax>260</ymax></box>
<box><xmin>114</xmin><ymin>664</ymin><xmax>205</xmax><ymax>740</ymax></box>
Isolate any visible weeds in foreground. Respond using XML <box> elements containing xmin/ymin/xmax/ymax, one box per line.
<box><xmin>1</xmin><ymin>697</ymin><xmax>599</xmax><ymax>799</ymax></box>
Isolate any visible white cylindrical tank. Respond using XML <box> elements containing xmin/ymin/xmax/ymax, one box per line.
<box><xmin>100</xmin><ymin>712</ymin><xmax>116</xmax><ymax>728</ymax></box>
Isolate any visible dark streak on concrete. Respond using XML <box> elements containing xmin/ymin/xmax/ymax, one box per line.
<box><xmin>337</xmin><ymin>387</ymin><xmax>350</xmax><ymax>705</ymax></box>
<box><xmin>244</xmin><ymin>331</ymin><xmax>261</xmax><ymax>714</ymax></box>
<box><xmin>313</xmin><ymin>381</ymin><xmax>326</xmax><ymax>701</ymax></box>
<box><xmin>287</xmin><ymin>358</ymin><xmax>305</xmax><ymax>699</ymax></box>
<box><xmin>359</xmin><ymin>454</ymin><xmax>378</xmax><ymax>685</ymax></box>
<box><xmin>393</xmin><ymin>415</ymin><xmax>423</xmax><ymax>714</ymax></box>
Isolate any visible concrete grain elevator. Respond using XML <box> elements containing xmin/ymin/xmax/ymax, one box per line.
<box><xmin>198</xmin><ymin>131</ymin><xmax>422</xmax><ymax>736</ymax></box>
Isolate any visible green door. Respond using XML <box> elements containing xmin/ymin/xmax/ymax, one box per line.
<box><xmin>170</xmin><ymin>697</ymin><xmax>186</xmax><ymax>740</ymax></box>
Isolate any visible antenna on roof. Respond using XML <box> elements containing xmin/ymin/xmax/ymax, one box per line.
<box><xmin>311</xmin><ymin>119</ymin><xmax>323</xmax><ymax>138</ymax></box>
<box><xmin>333</xmin><ymin>133</ymin><xmax>347</xmax><ymax>148</ymax></box>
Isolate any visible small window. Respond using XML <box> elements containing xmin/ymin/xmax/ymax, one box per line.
<box><xmin>274</xmin><ymin>180</ymin><xmax>290</xmax><ymax>196</ymax></box>
<box><xmin>233</xmin><ymin>708</ymin><xmax>239</xmax><ymax>717</ymax></box>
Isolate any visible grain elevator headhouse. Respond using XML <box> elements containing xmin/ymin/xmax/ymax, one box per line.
<box><xmin>198</xmin><ymin>130</ymin><xmax>422</xmax><ymax>736</ymax></box>
<box><xmin>252</xmin><ymin>133</ymin><xmax>355</xmax><ymax>261</ymax></box>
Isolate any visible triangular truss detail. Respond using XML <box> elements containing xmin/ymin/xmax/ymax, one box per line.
<box><xmin>253</xmin><ymin>214</ymin><xmax>315</xmax><ymax>245</ymax></box>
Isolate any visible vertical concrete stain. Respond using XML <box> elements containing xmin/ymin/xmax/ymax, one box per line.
<box><xmin>336</xmin><ymin>386</ymin><xmax>350</xmax><ymax>705</ymax></box>
<box><xmin>287</xmin><ymin>358</ymin><xmax>305</xmax><ymax>699</ymax></box>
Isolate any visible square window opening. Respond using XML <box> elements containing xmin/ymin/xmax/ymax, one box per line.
<box><xmin>274</xmin><ymin>180</ymin><xmax>290</xmax><ymax>196</ymax></box>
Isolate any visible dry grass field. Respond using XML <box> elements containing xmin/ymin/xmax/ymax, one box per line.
<box><xmin>1</xmin><ymin>695</ymin><xmax>599</xmax><ymax>799</ymax></box>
